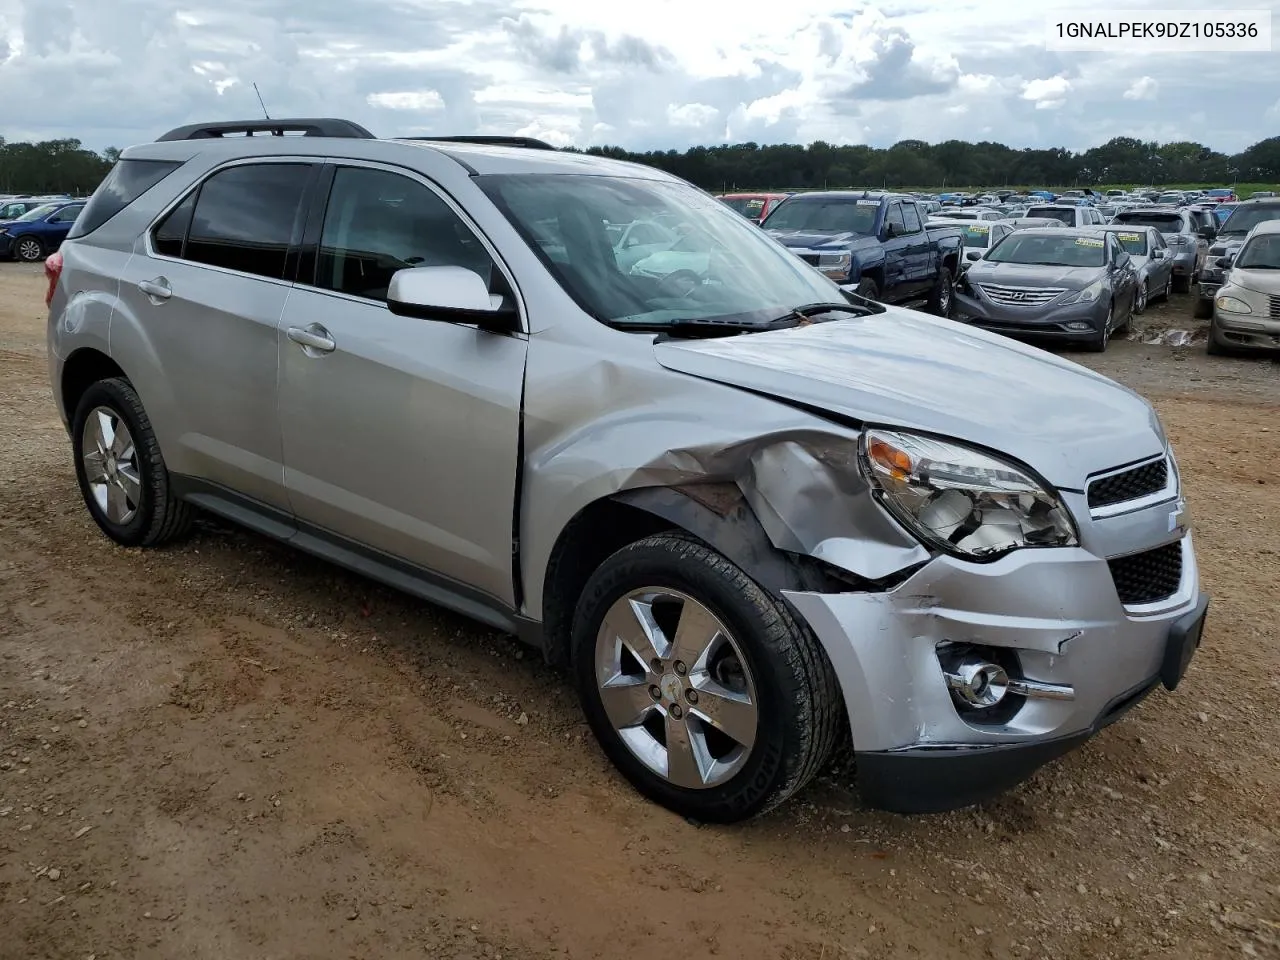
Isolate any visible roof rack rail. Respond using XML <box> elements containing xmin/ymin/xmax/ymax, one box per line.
<box><xmin>156</xmin><ymin>118</ymin><xmax>377</xmax><ymax>142</ymax></box>
<box><xmin>400</xmin><ymin>135</ymin><xmax>558</xmax><ymax>151</ymax></box>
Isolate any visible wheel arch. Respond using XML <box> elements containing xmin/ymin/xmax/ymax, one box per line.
<box><xmin>539</xmin><ymin>483</ymin><xmax>855</xmax><ymax>669</ymax></box>
<box><xmin>61</xmin><ymin>348</ymin><xmax>127</xmax><ymax>425</ymax></box>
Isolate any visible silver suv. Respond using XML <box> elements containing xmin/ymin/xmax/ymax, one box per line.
<box><xmin>46</xmin><ymin>118</ymin><xmax>1208</xmax><ymax>823</ymax></box>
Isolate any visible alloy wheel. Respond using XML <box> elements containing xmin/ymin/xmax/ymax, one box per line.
<box><xmin>16</xmin><ymin>238</ymin><xmax>42</xmax><ymax>263</ymax></box>
<box><xmin>81</xmin><ymin>406</ymin><xmax>142</xmax><ymax>525</ymax></box>
<box><xmin>594</xmin><ymin>588</ymin><xmax>759</xmax><ymax>790</ymax></box>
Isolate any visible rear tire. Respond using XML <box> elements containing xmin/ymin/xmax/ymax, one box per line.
<box><xmin>1192</xmin><ymin>293</ymin><xmax>1214</xmax><ymax>319</ymax></box>
<box><xmin>1205</xmin><ymin>321</ymin><xmax>1232</xmax><ymax>356</ymax></box>
<box><xmin>71</xmin><ymin>377</ymin><xmax>194</xmax><ymax>548</ymax></box>
<box><xmin>571</xmin><ymin>532</ymin><xmax>843</xmax><ymax>823</ymax></box>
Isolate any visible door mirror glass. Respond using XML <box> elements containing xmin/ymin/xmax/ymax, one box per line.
<box><xmin>965</xmin><ymin>249</ymin><xmax>981</xmax><ymax>261</ymax></box>
<box><xmin>387</xmin><ymin>265</ymin><xmax>516</xmax><ymax>328</ymax></box>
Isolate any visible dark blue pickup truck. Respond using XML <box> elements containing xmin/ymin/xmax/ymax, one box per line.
<box><xmin>761</xmin><ymin>191</ymin><xmax>965</xmax><ymax>314</ymax></box>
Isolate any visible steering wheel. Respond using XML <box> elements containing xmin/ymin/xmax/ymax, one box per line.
<box><xmin>658</xmin><ymin>269</ymin><xmax>702</xmax><ymax>299</ymax></box>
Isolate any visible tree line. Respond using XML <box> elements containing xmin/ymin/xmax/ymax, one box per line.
<box><xmin>2</xmin><ymin>132</ymin><xmax>1278</xmax><ymax>196</ymax></box>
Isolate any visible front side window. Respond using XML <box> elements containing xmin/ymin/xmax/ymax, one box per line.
<box><xmin>48</xmin><ymin>204</ymin><xmax>84</xmax><ymax>224</ymax></box>
<box><xmin>314</xmin><ymin>166</ymin><xmax>495</xmax><ymax>302</ymax></box>
<box><xmin>886</xmin><ymin>203</ymin><xmax>907</xmax><ymax>234</ymax></box>
<box><xmin>479</xmin><ymin>173</ymin><xmax>843</xmax><ymax>329</ymax></box>
<box><xmin>183</xmin><ymin>163</ymin><xmax>313</xmax><ymax>279</ymax></box>
<box><xmin>901</xmin><ymin>204</ymin><xmax>922</xmax><ymax>233</ymax></box>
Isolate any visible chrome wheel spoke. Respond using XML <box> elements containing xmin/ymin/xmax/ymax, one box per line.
<box><xmin>689</xmin><ymin>680</ymin><xmax>757</xmax><ymax>749</ymax></box>
<box><xmin>117</xmin><ymin>464</ymin><xmax>142</xmax><ymax>505</ymax></box>
<box><xmin>669</xmin><ymin>601</ymin><xmax>721</xmax><ymax>671</ymax></box>
<box><xmin>95</xmin><ymin>410</ymin><xmax>116</xmax><ymax>451</ymax></box>
<box><xmin>82</xmin><ymin>449</ymin><xmax>107</xmax><ymax>484</ymax></box>
<box><xmin>664</xmin><ymin>712</ymin><xmax>706</xmax><ymax>788</ymax></box>
<box><xmin>106</xmin><ymin>481</ymin><xmax>129</xmax><ymax>522</ymax></box>
<box><xmin>598</xmin><ymin>678</ymin><xmax>655</xmax><ymax>730</ymax></box>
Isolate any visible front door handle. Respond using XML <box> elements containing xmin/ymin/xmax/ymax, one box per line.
<box><xmin>287</xmin><ymin>323</ymin><xmax>336</xmax><ymax>354</ymax></box>
<box><xmin>137</xmin><ymin>277</ymin><xmax>172</xmax><ymax>302</ymax></box>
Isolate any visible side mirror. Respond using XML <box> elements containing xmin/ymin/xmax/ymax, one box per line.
<box><xmin>965</xmin><ymin>250</ymin><xmax>981</xmax><ymax>261</ymax></box>
<box><xmin>1216</xmin><ymin>255</ymin><xmax>1234</xmax><ymax>270</ymax></box>
<box><xmin>1152</xmin><ymin>249</ymin><xmax>1166</xmax><ymax>259</ymax></box>
<box><xmin>882</xmin><ymin>223</ymin><xmax>897</xmax><ymax>239</ymax></box>
<box><xmin>386</xmin><ymin>265</ymin><xmax>518</xmax><ymax>331</ymax></box>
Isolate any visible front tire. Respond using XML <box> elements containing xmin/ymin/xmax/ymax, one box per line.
<box><xmin>71</xmin><ymin>377</ymin><xmax>194</xmax><ymax>547</ymax></box>
<box><xmin>1132</xmin><ymin>281</ymin><xmax>1148</xmax><ymax>316</ymax></box>
<box><xmin>1192</xmin><ymin>292</ymin><xmax>1214</xmax><ymax>319</ymax></box>
<box><xmin>855</xmin><ymin>277</ymin><xmax>880</xmax><ymax>301</ymax></box>
<box><xmin>1084</xmin><ymin>303</ymin><xmax>1113</xmax><ymax>352</ymax></box>
<box><xmin>571</xmin><ymin>533</ymin><xmax>843</xmax><ymax>823</ymax></box>
<box><xmin>15</xmin><ymin>236</ymin><xmax>44</xmax><ymax>263</ymax></box>
<box><xmin>1173</xmin><ymin>271</ymin><xmax>1191</xmax><ymax>294</ymax></box>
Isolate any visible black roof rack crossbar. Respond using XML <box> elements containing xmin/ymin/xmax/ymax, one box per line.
<box><xmin>156</xmin><ymin>118</ymin><xmax>377</xmax><ymax>142</ymax></box>
<box><xmin>400</xmin><ymin>135</ymin><xmax>558</xmax><ymax>151</ymax></box>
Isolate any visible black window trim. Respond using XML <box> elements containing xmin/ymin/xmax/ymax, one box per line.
<box><xmin>292</xmin><ymin>158</ymin><xmax>529</xmax><ymax>336</ymax></box>
<box><xmin>143</xmin><ymin>156</ymin><xmax>323</xmax><ymax>287</ymax></box>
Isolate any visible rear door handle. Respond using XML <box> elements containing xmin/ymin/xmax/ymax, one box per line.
<box><xmin>287</xmin><ymin>323</ymin><xmax>336</xmax><ymax>354</ymax></box>
<box><xmin>137</xmin><ymin>277</ymin><xmax>172</xmax><ymax>302</ymax></box>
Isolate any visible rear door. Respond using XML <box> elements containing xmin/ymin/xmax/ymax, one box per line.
<box><xmin>881</xmin><ymin>201</ymin><xmax>913</xmax><ymax>297</ymax></box>
<box><xmin>898</xmin><ymin>202</ymin><xmax>932</xmax><ymax>293</ymax></box>
<box><xmin>113</xmin><ymin>159</ymin><xmax>319</xmax><ymax>511</ymax></box>
<box><xmin>276</xmin><ymin>160</ymin><xmax>528</xmax><ymax>607</ymax></box>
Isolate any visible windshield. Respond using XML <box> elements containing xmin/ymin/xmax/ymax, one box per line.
<box><xmin>1235</xmin><ymin>234</ymin><xmax>1280</xmax><ymax>269</ymax></box>
<box><xmin>720</xmin><ymin>196</ymin><xmax>767</xmax><ymax>219</ymax></box>
<box><xmin>1108</xmin><ymin>230</ymin><xmax>1149</xmax><ymax>255</ymax></box>
<box><xmin>1112</xmin><ymin>213</ymin><xmax>1182</xmax><ymax>233</ymax></box>
<box><xmin>760</xmin><ymin>196</ymin><xmax>879</xmax><ymax>235</ymax></box>
<box><xmin>1026</xmin><ymin>207</ymin><xmax>1075</xmax><ymax>225</ymax></box>
<box><xmin>959</xmin><ymin>224</ymin><xmax>994</xmax><ymax>247</ymax></box>
<box><xmin>985</xmin><ymin>233</ymin><xmax>1106</xmax><ymax>267</ymax></box>
<box><xmin>478</xmin><ymin>174</ymin><xmax>842</xmax><ymax>328</ymax></box>
<box><xmin>1220</xmin><ymin>205</ymin><xmax>1280</xmax><ymax>236</ymax></box>
<box><xmin>15</xmin><ymin>203</ymin><xmax>59</xmax><ymax>222</ymax></box>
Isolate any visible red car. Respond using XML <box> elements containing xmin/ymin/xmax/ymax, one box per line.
<box><xmin>717</xmin><ymin>192</ymin><xmax>789</xmax><ymax>224</ymax></box>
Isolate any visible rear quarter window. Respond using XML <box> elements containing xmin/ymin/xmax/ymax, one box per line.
<box><xmin>66</xmin><ymin>158</ymin><xmax>185</xmax><ymax>240</ymax></box>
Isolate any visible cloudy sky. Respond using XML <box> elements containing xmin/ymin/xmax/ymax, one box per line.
<box><xmin>1</xmin><ymin>0</ymin><xmax>1277</xmax><ymax>155</ymax></box>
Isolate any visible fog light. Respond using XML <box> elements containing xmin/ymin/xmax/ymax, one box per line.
<box><xmin>944</xmin><ymin>657</ymin><xmax>1009</xmax><ymax>707</ymax></box>
<box><xmin>1065</xmin><ymin>321</ymin><xmax>1092</xmax><ymax>331</ymax></box>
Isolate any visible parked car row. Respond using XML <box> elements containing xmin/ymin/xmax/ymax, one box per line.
<box><xmin>0</xmin><ymin>196</ymin><xmax>87</xmax><ymax>262</ymax></box>
<box><xmin>711</xmin><ymin>186</ymin><xmax>1278</xmax><ymax>358</ymax></box>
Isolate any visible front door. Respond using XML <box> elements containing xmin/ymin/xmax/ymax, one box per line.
<box><xmin>277</xmin><ymin>162</ymin><xmax>528</xmax><ymax>607</ymax></box>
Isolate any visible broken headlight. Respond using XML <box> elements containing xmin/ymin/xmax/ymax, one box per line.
<box><xmin>858</xmin><ymin>428</ymin><xmax>1078</xmax><ymax>560</ymax></box>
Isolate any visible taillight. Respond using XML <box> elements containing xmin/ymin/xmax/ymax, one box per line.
<box><xmin>44</xmin><ymin>251</ymin><xmax>63</xmax><ymax>308</ymax></box>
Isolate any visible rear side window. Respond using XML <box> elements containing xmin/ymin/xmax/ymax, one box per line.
<box><xmin>182</xmin><ymin>163</ymin><xmax>312</xmax><ymax>279</ymax></box>
<box><xmin>66</xmin><ymin>159</ymin><xmax>183</xmax><ymax>240</ymax></box>
<box><xmin>152</xmin><ymin>192</ymin><xmax>197</xmax><ymax>258</ymax></box>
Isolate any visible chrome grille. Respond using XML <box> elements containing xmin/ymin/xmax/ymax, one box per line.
<box><xmin>1108</xmin><ymin>542</ymin><xmax>1182</xmax><ymax>605</ymax></box>
<box><xmin>977</xmin><ymin>284</ymin><xmax>1067</xmax><ymax>306</ymax></box>
<box><xmin>1088</xmin><ymin>458</ymin><xmax>1170</xmax><ymax>510</ymax></box>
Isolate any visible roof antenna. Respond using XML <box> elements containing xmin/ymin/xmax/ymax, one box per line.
<box><xmin>253</xmin><ymin>82</ymin><xmax>271</xmax><ymax>120</ymax></box>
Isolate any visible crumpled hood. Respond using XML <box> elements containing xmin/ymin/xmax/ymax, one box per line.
<box><xmin>652</xmin><ymin>307</ymin><xmax>1162</xmax><ymax>490</ymax></box>
<box><xmin>966</xmin><ymin>262</ymin><xmax>1104</xmax><ymax>290</ymax></box>
<box><xmin>765</xmin><ymin>230</ymin><xmax>878</xmax><ymax>252</ymax></box>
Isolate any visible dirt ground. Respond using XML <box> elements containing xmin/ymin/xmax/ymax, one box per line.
<box><xmin>1</xmin><ymin>260</ymin><xmax>1277</xmax><ymax>960</ymax></box>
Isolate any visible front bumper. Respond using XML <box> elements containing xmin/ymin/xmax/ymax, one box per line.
<box><xmin>783</xmin><ymin>478</ymin><xmax>1204</xmax><ymax>813</ymax></box>
<box><xmin>0</xmin><ymin>235</ymin><xmax>13</xmax><ymax>258</ymax></box>
<box><xmin>953</xmin><ymin>290</ymin><xmax>1108</xmax><ymax>340</ymax></box>
<box><xmin>1199</xmin><ymin>265</ymin><xmax>1227</xmax><ymax>299</ymax></box>
<box><xmin>1213</xmin><ymin>310</ymin><xmax>1280</xmax><ymax>351</ymax></box>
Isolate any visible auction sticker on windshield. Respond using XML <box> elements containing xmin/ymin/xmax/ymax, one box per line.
<box><xmin>1118</xmin><ymin>233</ymin><xmax>1141</xmax><ymax>241</ymax></box>
<box><xmin>969</xmin><ymin>224</ymin><xmax>990</xmax><ymax>232</ymax></box>
<box><xmin>1076</xmin><ymin>238</ymin><xmax>1104</xmax><ymax>246</ymax></box>
<box><xmin>857</xmin><ymin>200</ymin><xmax>879</xmax><ymax>206</ymax></box>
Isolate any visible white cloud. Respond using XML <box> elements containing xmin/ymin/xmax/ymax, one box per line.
<box><xmin>0</xmin><ymin>0</ymin><xmax>1275</xmax><ymax>156</ymax></box>
<box><xmin>666</xmin><ymin>102</ymin><xmax>719</xmax><ymax>128</ymax></box>
<box><xmin>1022</xmin><ymin>75</ymin><xmax>1071</xmax><ymax>110</ymax></box>
<box><xmin>1123</xmin><ymin>76</ymin><xmax>1159</xmax><ymax>101</ymax></box>
<box><xmin>366</xmin><ymin>91</ymin><xmax>444</xmax><ymax>111</ymax></box>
